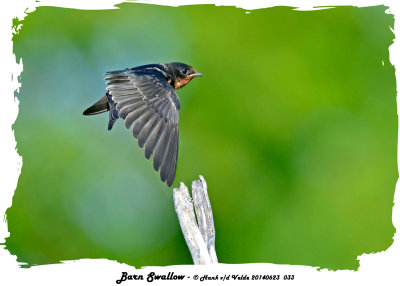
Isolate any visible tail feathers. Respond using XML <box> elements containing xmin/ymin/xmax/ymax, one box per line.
<box><xmin>83</xmin><ymin>94</ymin><xmax>109</xmax><ymax>115</ymax></box>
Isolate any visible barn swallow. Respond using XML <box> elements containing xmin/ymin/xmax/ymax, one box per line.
<box><xmin>83</xmin><ymin>62</ymin><xmax>203</xmax><ymax>187</ymax></box>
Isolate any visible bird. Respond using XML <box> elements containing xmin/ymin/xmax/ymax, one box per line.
<box><xmin>83</xmin><ymin>62</ymin><xmax>203</xmax><ymax>187</ymax></box>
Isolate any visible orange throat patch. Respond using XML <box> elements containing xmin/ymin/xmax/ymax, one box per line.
<box><xmin>173</xmin><ymin>75</ymin><xmax>194</xmax><ymax>90</ymax></box>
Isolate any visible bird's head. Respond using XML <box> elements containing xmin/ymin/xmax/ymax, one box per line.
<box><xmin>165</xmin><ymin>62</ymin><xmax>203</xmax><ymax>90</ymax></box>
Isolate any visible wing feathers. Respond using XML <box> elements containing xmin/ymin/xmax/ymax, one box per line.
<box><xmin>124</xmin><ymin>105</ymin><xmax>147</xmax><ymax>129</ymax></box>
<box><xmin>153</xmin><ymin>124</ymin><xmax>171</xmax><ymax>171</ymax></box>
<box><xmin>166</xmin><ymin>133</ymin><xmax>178</xmax><ymax>187</ymax></box>
<box><xmin>119</xmin><ymin>101</ymin><xmax>145</xmax><ymax>119</ymax></box>
<box><xmin>132</xmin><ymin>111</ymin><xmax>153</xmax><ymax>139</ymax></box>
<box><xmin>105</xmin><ymin>69</ymin><xmax>180</xmax><ymax>186</ymax></box>
<box><xmin>160</xmin><ymin>127</ymin><xmax>177</xmax><ymax>183</ymax></box>
<box><xmin>144</xmin><ymin>119</ymin><xmax>164</xmax><ymax>160</ymax></box>
<box><xmin>167</xmin><ymin>129</ymin><xmax>179</xmax><ymax>186</ymax></box>
<box><xmin>138</xmin><ymin>115</ymin><xmax>159</xmax><ymax>148</ymax></box>
<box><xmin>116</xmin><ymin>97</ymin><xmax>142</xmax><ymax>110</ymax></box>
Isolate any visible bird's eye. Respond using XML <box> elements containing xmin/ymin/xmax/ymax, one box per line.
<box><xmin>181</xmin><ymin>68</ymin><xmax>188</xmax><ymax>75</ymax></box>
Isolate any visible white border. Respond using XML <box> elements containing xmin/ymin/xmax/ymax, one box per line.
<box><xmin>1</xmin><ymin>1</ymin><xmax>399</xmax><ymax>285</ymax></box>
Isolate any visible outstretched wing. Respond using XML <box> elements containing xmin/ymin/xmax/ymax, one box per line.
<box><xmin>105</xmin><ymin>69</ymin><xmax>180</xmax><ymax>187</ymax></box>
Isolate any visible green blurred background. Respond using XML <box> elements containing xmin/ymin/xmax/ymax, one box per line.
<box><xmin>5</xmin><ymin>4</ymin><xmax>397</xmax><ymax>270</ymax></box>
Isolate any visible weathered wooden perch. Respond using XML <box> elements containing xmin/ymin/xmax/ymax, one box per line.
<box><xmin>173</xmin><ymin>175</ymin><xmax>218</xmax><ymax>264</ymax></box>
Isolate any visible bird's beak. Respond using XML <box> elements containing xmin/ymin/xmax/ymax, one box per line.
<box><xmin>193</xmin><ymin>72</ymin><xmax>203</xmax><ymax>77</ymax></box>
